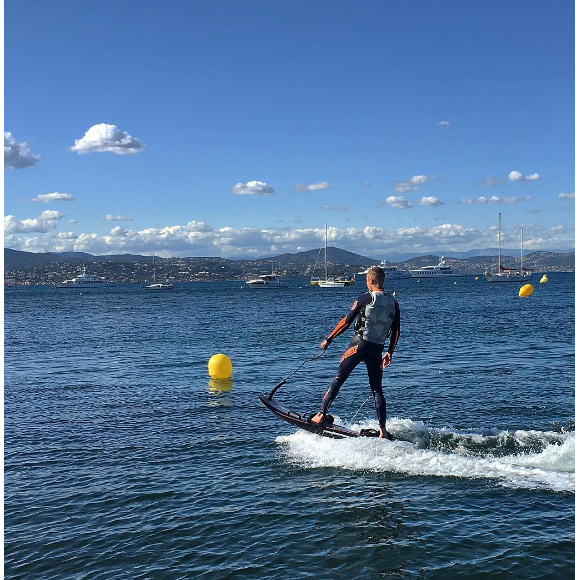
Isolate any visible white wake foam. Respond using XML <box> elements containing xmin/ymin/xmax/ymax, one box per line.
<box><xmin>275</xmin><ymin>418</ymin><xmax>575</xmax><ymax>493</ymax></box>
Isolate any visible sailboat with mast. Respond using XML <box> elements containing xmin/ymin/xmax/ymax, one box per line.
<box><xmin>142</xmin><ymin>249</ymin><xmax>173</xmax><ymax>290</ymax></box>
<box><xmin>313</xmin><ymin>224</ymin><xmax>352</xmax><ymax>288</ymax></box>
<box><xmin>484</xmin><ymin>213</ymin><xmax>531</xmax><ymax>283</ymax></box>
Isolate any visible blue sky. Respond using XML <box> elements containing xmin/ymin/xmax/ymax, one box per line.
<box><xmin>4</xmin><ymin>0</ymin><xmax>575</xmax><ymax>258</ymax></box>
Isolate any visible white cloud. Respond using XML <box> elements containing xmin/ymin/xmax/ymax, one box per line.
<box><xmin>322</xmin><ymin>205</ymin><xmax>347</xmax><ymax>211</ymax></box>
<box><xmin>231</xmin><ymin>180</ymin><xmax>275</xmax><ymax>195</ymax></box>
<box><xmin>479</xmin><ymin>176</ymin><xmax>504</xmax><ymax>187</ymax></box>
<box><xmin>508</xmin><ymin>170</ymin><xmax>540</xmax><ymax>182</ymax></box>
<box><xmin>100</xmin><ymin>214</ymin><xmax>133</xmax><ymax>222</ymax></box>
<box><xmin>4</xmin><ymin>132</ymin><xmax>40</xmax><ymax>169</ymax></box>
<box><xmin>385</xmin><ymin>196</ymin><xmax>413</xmax><ymax>209</ymax></box>
<box><xmin>438</xmin><ymin>120</ymin><xmax>450</xmax><ymax>126</ymax></box>
<box><xmin>418</xmin><ymin>196</ymin><xmax>444</xmax><ymax>207</ymax></box>
<box><xmin>4</xmin><ymin>210</ymin><xmax>65</xmax><ymax>233</ymax></box>
<box><xmin>558</xmin><ymin>192</ymin><xmax>575</xmax><ymax>200</ymax></box>
<box><xmin>458</xmin><ymin>195</ymin><xmax>528</xmax><ymax>204</ymax></box>
<box><xmin>294</xmin><ymin>182</ymin><xmax>332</xmax><ymax>192</ymax></box>
<box><xmin>70</xmin><ymin>123</ymin><xmax>145</xmax><ymax>155</ymax></box>
<box><xmin>394</xmin><ymin>175</ymin><xmax>432</xmax><ymax>193</ymax></box>
<box><xmin>32</xmin><ymin>192</ymin><xmax>75</xmax><ymax>203</ymax></box>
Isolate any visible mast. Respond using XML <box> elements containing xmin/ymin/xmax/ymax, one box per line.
<box><xmin>324</xmin><ymin>224</ymin><xmax>328</xmax><ymax>280</ymax></box>
<box><xmin>498</xmin><ymin>212</ymin><xmax>502</xmax><ymax>273</ymax></box>
<box><xmin>520</xmin><ymin>228</ymin><xmax>524</xmax><ymax>274</ymax></box>
<box><xmin>152</xmin><ymin>248</ymin><xmax>156</xmax><ymax>283</ymax></box>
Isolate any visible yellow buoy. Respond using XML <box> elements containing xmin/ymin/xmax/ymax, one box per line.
<box><xmin>519</xmin><ymin>284</ymin><xmax>533</xmax><ymax>297</ymax></box>
<box><xmin>208</xmin><ymin>353</ymin><xmax>233</xmax><ymax>379</ymax></box>
<box><xmin>540</xmin><ymin>274</ymin><xmax>548</xmax><ymax>283</ymax></box>
<box><xmin>475</xmin><ymin>276</ymin><xmax>479</xmax><ymax>281</ymax></box>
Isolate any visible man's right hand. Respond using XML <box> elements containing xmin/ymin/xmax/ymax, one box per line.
<box><xmin>320</xmin><ymin>339</ymin><xmax>330</xmax><ymax>350</ymax></box>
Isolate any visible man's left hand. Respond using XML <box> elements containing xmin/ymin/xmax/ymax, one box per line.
<box><xmin>381</xmin><ymin>352</ymin><xmax>392</xmax><ymax>369</ymax></box>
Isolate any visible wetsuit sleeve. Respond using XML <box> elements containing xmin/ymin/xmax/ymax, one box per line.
<box><xmin>387</xmin><ymin>300</ymin><xmax>400</xmax><ymax>355</ymax></box>
<box><xmin>326</xmin><ymin>293</ymin><xmax>372</xmax><ymax>343</ymax></box>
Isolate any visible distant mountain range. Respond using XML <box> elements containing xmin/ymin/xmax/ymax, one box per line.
<box><xmin>4</xmin><ymin>246</ymin><xmax>575</xmax><ymax>273</ymax></box>
<box><xmin>242</xmin><ymin>246</ymin><xmax>575</xmax><ymax>265</ymax></box>
<box><xmin>4</xmin><ymin>249</ymin><xmax>152</xmax><ymax>271</ymax></box>
<box><xmin>370</xmin><ymin>247</ymin><xmax>574</xmax><ymax>262</ymax></box>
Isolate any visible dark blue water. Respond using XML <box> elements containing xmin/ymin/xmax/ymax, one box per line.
<box><xmin>4</xmin><ymin>274</ymin><xmax>574</xmax><ymax>579</ymax></box>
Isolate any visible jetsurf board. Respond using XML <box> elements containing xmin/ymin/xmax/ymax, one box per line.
<box><xmin>258</xmin><ymin>394</ymin><xmax>380</xmax><ymax>439</ymax></box>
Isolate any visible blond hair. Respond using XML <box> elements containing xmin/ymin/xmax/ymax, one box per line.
<box><xmin>366</xmin><ymin>267</ymin><xmax>385</xmax><ymax>287</ymax></box>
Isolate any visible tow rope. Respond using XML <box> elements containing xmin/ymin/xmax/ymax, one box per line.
<box><xmin>266</xmin><ymin>349</ymin><xmax>326</xmax><ymax>399</ymax></box>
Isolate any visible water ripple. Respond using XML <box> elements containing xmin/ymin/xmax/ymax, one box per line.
<box><xmin>4</xmin><ymin>277</ymin><xmax>574</xmax><ymax>579</ymax></box>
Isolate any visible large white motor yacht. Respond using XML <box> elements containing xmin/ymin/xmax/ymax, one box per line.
<box><xmin>357</xmin><ymin>260</ymin><xmax>410</xmax><ymax>280</ymax></box>
<box><xmin>383</xmin><ymin>265</ymin><xmax>411</xmax><ymax>280</ymax></box>
<box><xmin>409</xmin><ymin>257</ymin><xmax>461</xmax><ymax>278</ymax></box>
<box><xmin>55</xmin><ymin>268</ymin><xmax>111</xmax><ymax>288</ymax></box>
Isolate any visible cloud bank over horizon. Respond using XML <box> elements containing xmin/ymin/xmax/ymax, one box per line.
<box><xmin>4</xmin><ymin>219</ymin><xmax>574</xmax><ymax>258</ymax></box>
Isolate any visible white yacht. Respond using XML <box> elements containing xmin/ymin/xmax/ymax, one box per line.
<box><xmin>383</xmin><ymin>266</ymin><xmax>411</xmax><ymax>280</ymax></box>
<box><xmin>356</xmin><ymin>261</ymin><xmax>410</xmax><ymax>280</ymax></box>
<box><xmin>143</xmin><ymin>281</ymin><xmax>173</xmax><ymax>291</ymax></box>
<box><xmin>484</xmin><ymin>214</ymin><xmax>531</xmax><ymax>283</ymax></box>
<box><xmin>409</xmin><ymin>257</ymin><xmax>461</xmax><ymax>278</ymax></box>
<box><xmin>318</xmin><ymin>277</ymin><xmax>351</xmax><ymax>288</ymax></box>
<box><xmin>246</xmin><ymin>273</ymin><xmax>286</xmax><ymax>288</ymax></box>
<box><xmin>55</xmin><ymin>268</ymin><xmax>111</xmax><ymax>288</ymax></box>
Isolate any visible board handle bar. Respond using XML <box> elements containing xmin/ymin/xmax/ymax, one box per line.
<box><xmin>266</xmin><ymin>380</ymin><xmax>286</xmax><ymax>400</ymax></box>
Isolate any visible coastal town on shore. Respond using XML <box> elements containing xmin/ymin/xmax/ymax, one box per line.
<box><xmin>3</xmin><ymin>248</ymin><xmax>574</xmax><ymax>287</ymax></box>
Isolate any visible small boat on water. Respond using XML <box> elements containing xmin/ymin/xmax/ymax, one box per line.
<box><xmin>143</xmin><ymin>282</ymin><xmax>173</xmax><ymax>291</ymax></box>
<box><xmin>142</xmin><ymin>251</ymin><xmax>173</xmax><ymax>290</ymax></box>
<box><xmin>312</xmin><ymin>225</ymin><xmax>353</xmax><ymax>288</ymax></box>
<box><xmin>318</xmin><ymin>276</ymin><xmax>355</xmax><ymax>288</ymax></box>
<box><xmin>246</xmin><ymin>272</ymin><xmax>287</xmax><ymax>288</ymax></box>
<box><xmin>55</xmin><ymin>268</ymin><xmax>111</xmax><ymax>288</ymax></box>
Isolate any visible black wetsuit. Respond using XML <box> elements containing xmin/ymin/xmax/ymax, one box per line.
<box><xmin>320</xmin><ymin>292</ymin><xmax>400</xmax><ymax>428</ymax></box>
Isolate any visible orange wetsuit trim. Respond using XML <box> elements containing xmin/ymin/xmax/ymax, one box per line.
<box><xmin>327</xmin><ymin>316</ymin><xmax>349</xmax><ymax>342</ymax></box>
<box><xmin>340</xmin><ymin>344</ymin><xmax>359</xmax><ymax>362</ymax></box>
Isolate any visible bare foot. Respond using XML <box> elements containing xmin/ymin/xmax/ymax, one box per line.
<box><xmin>310</xmin><ymin>412</ymin><xmax>324</xmax><ymax>425</ymax></box>
<box><xmin>379</xmin><ymin>428</ymin><xmax>394</xmax><ymax>441</ymax></box>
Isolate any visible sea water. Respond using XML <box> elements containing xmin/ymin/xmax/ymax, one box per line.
<box><xmin>4</xmin><ymin>273</ymin><xmax>574</xmax><ymax>579</ymax></box>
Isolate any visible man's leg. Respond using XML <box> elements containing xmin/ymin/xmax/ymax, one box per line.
<box><xmin>310</xmin><ymin>341</ymin><xmax>363</xmax><ymax>424</ymax></box>
<box><xmin>365</xmin><ymin>355</ymin><xmax>393</xmax><ymax>439</ymax></box>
